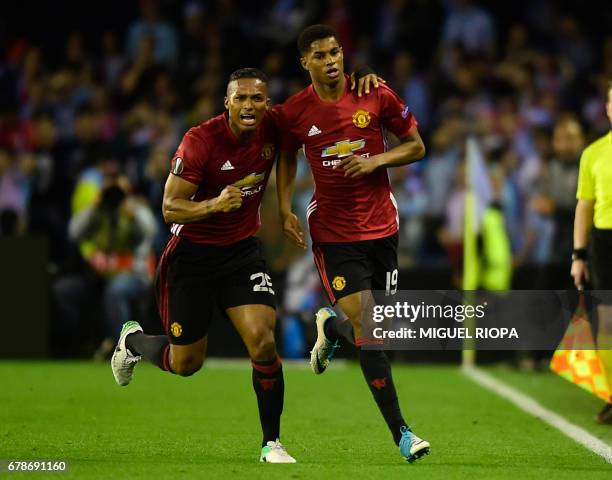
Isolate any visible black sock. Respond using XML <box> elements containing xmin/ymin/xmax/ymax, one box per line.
<box><xmin>359</xmin><ymin>349</ymin><xmax>408</xmax><ymax>445</ymax></box>
<box><xmin>252</xmin><ymin>356</ymin><xmax>284</xmax><ymax>446</ymax></box>
<box><xmin>323</xmin><ymin>315</ymin><xmax>355</xmax><ymax>345</ymax></box>
<box><xmin>126</xmin><ymin>332</ymin><xmax>169</xmax><ymax>369</ymax></box>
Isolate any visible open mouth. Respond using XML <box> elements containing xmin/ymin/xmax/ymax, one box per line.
<box><xmin>239</xmin><ymin>113</ymin><xmax>257</xmax><ymax>126</ymax></box>
<box><xmin>325</xmin><ymin>67</ymin><xmax>339</xmax><ymax>79</ymax></box>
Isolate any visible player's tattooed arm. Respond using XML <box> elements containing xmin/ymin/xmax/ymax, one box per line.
<box><xmin>162</xmin><ymin>173</ymin><xmax>242</xmax><ymax>224</ymax></box>
<box><xmin>350</xmin><ymin>66</ymin><xmax>386</xmax><ymax>97</ymax></box>
<box><xmin>334</xmin><ymin>129</ymin><xmax>426</xmax><ymax>179</ymax></box>
<box><xmin>276</xmin><ymin>150</ymin><xmax>307</xmax><ymax>249</ymax></box>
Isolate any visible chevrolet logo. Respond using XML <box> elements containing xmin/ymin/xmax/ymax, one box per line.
<box><xmin>232</xmin><ymin>172</ymin><xmax>265</xmax><ymax>189</ymax></box>
<box><xmin>321</xmin><ymin>139</ymin><xmax>365</xmax><ymax>158</ymax></box>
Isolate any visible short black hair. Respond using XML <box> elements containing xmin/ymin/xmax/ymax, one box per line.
<box><xmin>297</xmin><ymin>24</ymin><xmax>339</xmax><ymax>55</ymax></box>
<box><xmin>228</xmin><ymin>68</ymin><xmax>268</xmax><ymax>84</ymax></box>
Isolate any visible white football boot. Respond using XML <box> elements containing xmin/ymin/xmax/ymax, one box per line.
<box><xmin>111</xmin><ymin>321</ymin><xmax>143</xmax><ymax>386</ymax></box>
<box><xmin>259</xmin><ymin>440</ymin><xmax>297</xmax><ymax>463</ymax></box>
<box><xmin>310</xmin><ymin>307</ymin><xmax>341</xmax><ymax>374</ymax></box>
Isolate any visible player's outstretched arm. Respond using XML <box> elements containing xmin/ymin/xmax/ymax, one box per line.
<box><xmin>276</xmin><ymin>150</ymin><xmax>306</xmax><ymax>249</ymax></box>
<box><xmin>162</xmin><ymin>173</ymin><xmax>242</xmax><ymax>224</ymax></box>
<box><xmin>334</xmin><ymin>129</ymin><xmax>426</xmax><ymax>179</ymax></box>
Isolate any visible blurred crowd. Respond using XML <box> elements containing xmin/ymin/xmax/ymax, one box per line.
<box><xmin>0</xmin><ymin>0</ymin><xmax>611</xmax><ymax>356</ymax></box>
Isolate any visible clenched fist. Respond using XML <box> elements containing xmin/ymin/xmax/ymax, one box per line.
<box><xmin>215</xmin><ymin>185</ymin><xmax>243</xmax><ymax>212</ymax></box>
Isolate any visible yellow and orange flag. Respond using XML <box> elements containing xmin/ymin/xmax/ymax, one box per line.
<box><xmin>550</xmin><ymin>297</ymin><xmax>611</xmax><ymax>402</ymax></box>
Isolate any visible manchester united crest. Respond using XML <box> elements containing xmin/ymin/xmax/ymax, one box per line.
<box><xmin>332</xmin><ymin>276</ymin><xmax>346</xmax><ymax>291</ymax></box>
<box><xmin>261</xmin><ymin>143</ymin><xmax>275</xmax><ymax>160</ymax></box>
<box><xmin>352</xmin><ymin>109</ymin><xmax>371</xmax><ymax>128</ymax></box>
<box><xmin>170</xmin><ymin>322</ymin><xmax>183</xmax><ymax>337</ymax></box>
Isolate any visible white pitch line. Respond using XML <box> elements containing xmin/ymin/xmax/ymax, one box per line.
<box><xmin>462</xmin><ymin>366</ymin><xmax>612</xmax><ymax>464</ymax></box>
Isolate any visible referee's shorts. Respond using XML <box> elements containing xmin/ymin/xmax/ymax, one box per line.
<box><xmin>591</xmin><ymin>227</ymin><xmax>612</xmax><ymax>298</ymax></box>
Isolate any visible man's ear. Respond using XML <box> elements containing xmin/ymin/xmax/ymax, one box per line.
<box><xmin>266</xmin><ymin>97</ymin><xmax>271</xmax><ymax>109</ymax></box>
<box><xmin>224</xmin><ymin>96</ymin><xmax>229</xmax><ymax>110</ymax></box>
<box><xmin>300</xmin><ymin>56</ymin><xmax>308</xmax><ymax>71</ymax></box>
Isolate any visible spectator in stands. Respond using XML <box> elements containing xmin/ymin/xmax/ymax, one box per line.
<box><xmin>53</xmin><ymin>175</ymin><xmax>156</xmax><ymax>359</ymax></box>
<box><xmin>390</xmin><ymin>51</ymin><xmax>431</xmax><ymax>134</ymax></box>
<box><xmin>441</xmin><ymin>0</ymin><xmax>495</xmax><ymax>57</ymax></box>
<box><xmin>0</xmin><ymin>148</ymin><xmax>29</xmax><ymax>234</ymax></box>
<box><xmin>539</xmin><ymin>117</ymin><xmax>584</xmax><ymax>261</ymax></box>
<box><xmin>126</xmin><ymin>0</ymin><xmax>178</xmax><ymax>67</ymax></box>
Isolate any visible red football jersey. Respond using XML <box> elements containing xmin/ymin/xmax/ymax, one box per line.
<box><xmin>277</xmin><ymin>78</ymin><xmax>417</xmax><ymax>243</ymax></box>
<box><xmin>168</xmin><ymin>111</ymin><xmax>278</xmax><ymax>245</ymax></box>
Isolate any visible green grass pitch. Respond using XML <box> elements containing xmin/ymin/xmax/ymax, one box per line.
<box><xmin>1</xmin><ymin>361</ymin><xmax>610</xmax><ymax>479</ymax></box>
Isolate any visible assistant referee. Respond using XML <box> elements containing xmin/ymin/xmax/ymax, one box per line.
<box><xmin>571</xmin><ymin>80</ymin><xmax>612</xmax><ymax>424</ymax></box>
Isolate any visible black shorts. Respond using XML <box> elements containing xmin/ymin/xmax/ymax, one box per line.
<box><xmin>155</xmin><ymin>235</ymin><xmax>276</xmax><ymax>345</ymax></box>
<box><xmin>591</xmin><ymin>227</ymin><xmax>612</xmax><ymax>291</ymax></box>
<box><xmin>312</xmin><ymin>233</ymin><xmax>399</xmax><ymax>305</ymax></box>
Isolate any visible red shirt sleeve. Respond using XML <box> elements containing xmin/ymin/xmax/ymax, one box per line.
<box><xmin>171</xmin><ymin>128</ymin><xmax>208</xmax><ymax>185</ymax></box>
<box><xmin>269</xmin><ymin>103</ymin><xmax>301</xmax><ymax>152</ymax></box>
<box><xmin>378</xmin><ymin>85</ymin><xmax>418</xmax><ymax>139</ymax></box>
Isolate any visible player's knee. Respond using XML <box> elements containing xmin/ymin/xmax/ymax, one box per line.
<box><xmin>171</xmin><ymin>355</ymin><xmax>204</xmax><ymax>377</ymax></box>
<box><xmin>248</xmin><ymin>329</ymin><xmax>276</xmax><ymax>362</ymax></box>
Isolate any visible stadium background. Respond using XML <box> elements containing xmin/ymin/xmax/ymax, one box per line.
<box><xmin>0</xmin><ymin>0</ymin><xmax>611</xmax><ymax>362</ymax></box>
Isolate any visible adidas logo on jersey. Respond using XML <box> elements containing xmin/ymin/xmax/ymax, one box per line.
<box><xmin>308</xmin><ymin>125</ymin><xmax>322</xmax><ymax>136</ymax></box>
<box><xmin>221</xmin><ymin>160</ymin><xmax>235</xmax><ymax>170</ymax></box>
